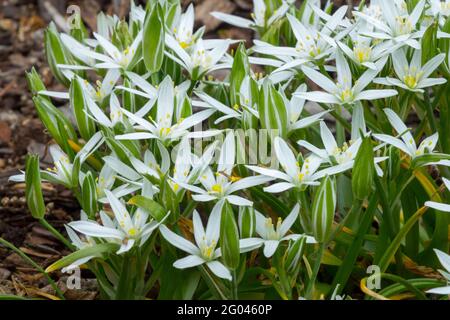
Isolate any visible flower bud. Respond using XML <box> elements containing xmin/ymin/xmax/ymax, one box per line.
<box><xmin>238</xmin><ymin>206</ymin><xmax>256</xmax><ymax>238</ymax></box>
<box><xmin>311</xmin><ymin>176</ymin><xmax>336</xmax><ymax>243</ymax></box>
<box><xmin>352</xmin><ymin>137</ymin><xmax>375</xmax><ymax>200</ymax></box>
<box><xmin>25</xmin><ymin>155</ymin><xmax>46</xmax><ymax>220</ymax></box>
<box><xmin>220</xmin><ymin>201</ymin><xmax>240</xmax><ymax>270</ymax></box>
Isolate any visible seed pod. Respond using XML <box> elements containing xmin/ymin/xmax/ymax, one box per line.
<box><xmin>352</xmin><ymin>137</ymin><xmax>375</xmax><ymax>200</ymax></box>
<box><xmin>220</xmin><ymin>201</ymin><xmax>240</xmax><ymax>270</ymax></box>
<box><xmin>311</xmin><ymin>176</ymin><xmax>336</xmax><ymax>243</ymax></box>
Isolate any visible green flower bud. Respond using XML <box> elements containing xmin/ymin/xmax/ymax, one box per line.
<box><xmin>311</xmin><ymin>176</ymin><xmax>336</xmax><ymax>243</ymax></box>
<box><xmin>352</xmin><ymin>137</ymin><xmax>375</xmax><ymax>200</ymax></box>
<box><xmin>220</xmin><ymin>201</ymin><xmax>240</xmax><ymax>270</ymax></box>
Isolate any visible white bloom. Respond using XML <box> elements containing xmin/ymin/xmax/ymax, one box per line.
<box><xmin>298</xmin><ymin>122</ymin><xmax>387</xmax><ymax>177</ymax></box>
<box><xmin>115</xmin><ymin>76</ymin><xmax>215</xmax><ymax>144</ymax></box>
<box><xmin>296</xmin><ymin>51</ymin><xmax>397</xmax><ymax>105</ymax></box>
<box><xmin>159</xmin><ymin>203</ymin><xmax>232</xmax><ymax>280</ymax></box>
<box><xmin>211</xmin><ymin>0</ymin><xmax>289</xmax><ymax>30</ymax></box>
<box><xmin>46</xmin><ymin>145</ymin><xmax>73</xmax><ymax>186</ymax></box>
<box><xmin>63</xmin><ymin>30</ymin><xmax>142</xmax><ymax>71</ymax></box>
<box><xmin>374</xmin><ymin>49</ymin><xmax>447</xmax><ymax>92</ymax></box>
<box><xmin>426</xmin><ymin>249</ymin><xmax>450</xmax><ymax>294</ymax></box>
<box><xmin>176</xmin><ymin>131</ymin><xmax>274</xmax><ymax>206</ymax></box>
<box><xmin>374</xmin><ymin>108</ymin><xmax>440</xmax><ymax>160</ymax></box>
<box><xmin>69</xmin><ymin>190</ymin><xmax>165</xmax><ymax>254</ymax></box>
<box><xmin>353</xmin><ymin>0</ymin><xmax>426</xmax><ymax>49</ymax></box>
<box><xmin>247</xmin><ymin>137</ymin><xmax>323</xmax><ymax>193</ymax></box>
<box><xmin>425</xmin><ymin>178</ymin><xmax>450</xmax><ymax>212</ymax></box>
<box><xmin>165</xmin><ymin>36</ymin><xmax>231</xmax><ymax>79</ymax></box>
<box><xmin>239</xmin><ymin>204</ymin><xmax>316</xmax><ymax>258</ymax></box>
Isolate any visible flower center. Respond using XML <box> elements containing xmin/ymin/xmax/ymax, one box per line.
<box><xmin>354</xmin><ymin>46</ymin><xmax>371</xmax><ymax>63</ymax></box>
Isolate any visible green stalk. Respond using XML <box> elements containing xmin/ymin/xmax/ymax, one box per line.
<box><xmin>39</xmin><ymin>219</ymin><xmax>74</xmax><ymax>250</ymax></box>
<box><xmin>331</xmin><ymin>193</ymin><xmax>378</xmax><ymax>295</ymax></box>
<box><xmin>231</xmin><ymin>270</ymin><xmax>239</xmax><ymax>300</ymax></box>
<box><xmin>199</xmin><ymin>265</ymin><xmax>228</xmax><ymax>300</ymax></box>
<box><xmin>378</xmin><ymin>206</ymin><xmax>429</xmax><ymax>273</ymax></box>
<box><xmin>305</xmin><ymin>242</ymin><xmax>326</xmax><ymax>299</ymax></box>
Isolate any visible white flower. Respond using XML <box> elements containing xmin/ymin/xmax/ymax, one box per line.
<box><xmin>159</xmin><ymin>203</ymin><xmax>232</xmax><ymax>280</ymax></box>
<box><xmin>176</xmin><ymin>131</ymin><xmax>274</xmax><ymax>206</ymax></box>
<box><xmin>251</xmin><ymin>6</ymin><xmax>350</xmax><ymax>69</ymax></box>
<box><xmin>353</xmin><ymin>0</ymin><xmax>426</xmax><ymax>49</ymax></box>
<box><xmin>374</xmin><ymin>49</ymin><xmax>447</xmax><ymax>92</ymax></box>
<box><xmin>247</xmin><ymin>137</ymin><xmax>323</xmax><ymax>193</ymax></box>
<box><xmin>298</xmin><ymin>122</ymin><xmax>387</xmax><ymax>177</ymax></box>
<box><xmin>63</xmin><ymin>30</ymin><xmax>142</xmax><ymax>71</ymax></box>
<box><xmin>239</xmin><ymin>204</ymin><xmax>316</xmax><ymax>258</ymax></box>
<box><xmin>115</xmin><ymin>76</ymin><xmax>215</xmax><ymax>144</ymax></box>
<box><xmin>38</xmin><ymin>69</ymin><xmax>120</xmax><ymax>104</ymax></box>
<box><xmin>425</xmin><ymin>178</ymin><xmax>450</xmax><ymax>212</ymax></box>
<box><xmin>69</xmin><ymin>190</ymin><xmax>165</xmax><ymax>254</ymax></box>
<box><xmin>427</xmin><ymin>0</ymin><xmax>450</xmax><ymax>25</ymax></box>
<box><xmin>296</xmin><ymin>50</ymin><xmax>397</xmax><ymax>105</ymax></box>
<box><xmin>211</xmin><ymin>0</ymin><xmax>289</xmax><ymax>30</ymax></box>
<box><xmin>171</xmin><ymin>4</ymin><xmax>197</xmax><ymax>49</ymax></box>
<box><xmin>373</xmin><ymin>108</ymin><xmax>440</xmax><ymax>160</ymax></box>
<box><xmin>63</xmin><ymin>211</ymin><xmax>97</xmax><ymax>272</ymax></box>
<box><xmin>337</xmin><ymin>34</ymin><xmax>401</xmax><ymax>70</ymax></box>
<box><xmin>165</xmin><ymin>36</ymin><xmax>231</xmax><ymax>79</ymax></box>
<box><xmin>46</xmin><ymin>145</ymin><xmax>74</xmax><ymax>186</ymax></box>
<box><xmin>426</xmin><ymin>249</ymin><xmax>450</xmax><ymax>294</ymax></box>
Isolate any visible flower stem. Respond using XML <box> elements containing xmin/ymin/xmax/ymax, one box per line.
<box><xmin>39</xmin><ymin>219</ymin><xmax>74</xmax><ymax>250</ymax></box>
<box><xmin>305</xmin><ymin>242</ymin><xmax>326</xmax><ymax>299</ymax></box>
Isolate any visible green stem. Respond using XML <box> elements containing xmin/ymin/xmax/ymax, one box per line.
<box><xmin>305</xmin><ymin>242</ymin><xmax>326</xmax><ymax>299</ymax></box>
<box><xmin>331</xmin><ymin>193</ymin><xmax>378</xmax><ymax>295</ymax></box>
<box><xmin>0</xmin><ymin>237</ymin><xmax>65</xmax><ymax>299</ymax></box>
<box><xmin>39</xmin><ymin>219</ymin><xmax>74</xmax><ymax>250</ymax></box>
<box><xmin>231</xmin><ymin>270</ymin><xmax>239</xmax><ymax>300</ymax></box>
<box><xmin>199</xmin><ymin>265</ymin><xmax>228</xmax><ymax>300</ymax></box>
<box><xmin>297</xmin><ymin>190</ymin><xmax>311</xmax><ymax>233</ymax></box>
<box><xmin>378</xmin><ymin>206</ymin><xmax>429</xmax><ymax>273</ymax></box>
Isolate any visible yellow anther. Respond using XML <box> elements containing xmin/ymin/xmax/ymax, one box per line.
<box><xmin>211</xmin><ymin>184</ymin><xmax>223</xmax><ymax>194</ymax></box>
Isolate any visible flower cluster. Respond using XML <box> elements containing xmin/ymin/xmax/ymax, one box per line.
<box><xmin>13</xmin><ymin>0</ymin><xmax>450</xmax><ymax>300</ymax></box>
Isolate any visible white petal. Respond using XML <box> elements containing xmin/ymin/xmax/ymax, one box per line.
<box><xmin>263</xmin><ymin>240</ymin><xmax>280</xmax><ymax>258</ymax></box>
<box><xmin>173</xmin><ymin>255</ymin><xmax>206</xmax><ymax>269</ymax></box>
<box><xmin>206</xmin><ymin>261</ymin><xmax>232</xmax><ymax>281</ymax></box>
<box><xmin>159</xmin><ymin>225</ymin><xmax>200</xmax><ymax>255</ymax></box>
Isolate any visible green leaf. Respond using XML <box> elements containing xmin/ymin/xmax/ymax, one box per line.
<box><xmin>143</xmin><ymin>4</ymin><xmax>165</xmax><ymax>73</ymax></box>
<box><xmin>128</xmin><ymin>195</ymin><xmax>167</xmax><ymax>221</ymax></box>
<box><xmin>26</xmin><ymin>67</ymin><xmax>48</xmax><ymax>98</ymax></box>
<box><xmin>45</xmin><ymin>243</ymin><xmax>119</xmax><ymax>273</ymax></box>
<box><xmin>25</xmin><ymin>155</ymin><xmax>46</xmax><ymax>220</ymax></box>
<box><xmin>44</xmin><ymin>23</ymin><xmax>72</xmax><ymax>87</ymax></box>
